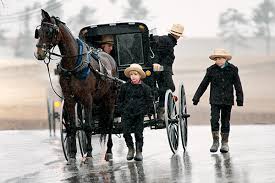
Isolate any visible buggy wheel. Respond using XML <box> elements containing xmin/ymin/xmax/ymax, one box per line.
<box><xmin>75</xmin><ymin>103</ymin><xmax>88</xmax><ymax>157</ymax></box>
<box><xmin>179</xmin><ymin>83</ymin><xmax>189</xmax><ymax>152</ymax></box>
<box><xmin>164</xmin><ymin>89</ymin><xmax>179</xmax><ymax>154</ymax></box>
<box><xmin>60</xmin><ymin>100</ymin><xmax>69</xmax><ymax>161</ymax></box>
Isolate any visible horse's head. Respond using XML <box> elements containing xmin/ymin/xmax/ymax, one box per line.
<box><xmin>34</xmin><ymin>9</ymin><xmax>62</xmax><ymax>60</ymax></box>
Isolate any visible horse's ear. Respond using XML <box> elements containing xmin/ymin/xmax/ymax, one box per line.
<box><xmin>41</xmin><ymin>9</ymin><xmax>51</xmax><ymax>20</ymax></box>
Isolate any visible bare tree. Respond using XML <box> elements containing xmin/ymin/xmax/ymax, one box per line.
<box><xmin>68</xmin><ymin>6</ymin><xmax>97</xmax><ymax>35</ymax></box>
<box><xmin>44</xmin><ymin>0</ymin><xmax>63</xmax><ymax>19</ymax></box>
<box><xmin>109</xmin><ymin>0</ymin><xmax>117</xmax><ymax>3</ymax></box>
<box><xmin>0</xmin><ymin>28</ymin><xmax>6</xmax><ymax>43</ymax></box>
<box><xmin>218</xmin><ymin>8</ymin><xmax>249</xmax><ymax>54</ymax></box>
<box><xmin>0</xmin><ymin>0</ymin><xmax>6</xmax><ymax>42</ymax></box>
<box><xmin>33</xmin><ymin>2</ymin><xmax>42</xmax><ymax>24</ymax></box>
<box><xmin>123</xmin><ymin>0</ymin><xmax>148</xmax><ymax>20</ymax></box>
<box><xmin>14</xmin><ymin>6</ymin><xmax>33</xmax><ymax>58</ymax></box>
<box><xmin>253</xmin><ymin>0</ymin><xmax>275</xmax><ymax>55</ymax></box>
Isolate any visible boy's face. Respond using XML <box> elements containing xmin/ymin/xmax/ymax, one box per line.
<box><xmin>214</xmin><ymin>57</ymin><xmax>226</xmax><ymax>67</ymax></box>
<box><xmin>129</xmin><ymin>71</ymin><xmax>141</xmax><ymax>84</ymax></box>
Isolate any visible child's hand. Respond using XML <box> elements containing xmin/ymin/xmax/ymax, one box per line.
<box><xmin>192</xmin><ymin>99</ymin><xmax>199</xmax><ymax>105</ymax></box>
<box><xmin>153</xmin><ymin>63</ymin><xmax>162</xmax><ymax>71</ymax></box>
<box><xmin>237</xmin><ymin>101</ymin><xmax>243</xmax><ymax>106</ymax></box>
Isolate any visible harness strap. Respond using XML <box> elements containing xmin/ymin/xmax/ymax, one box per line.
<box><xmin>57</xmin><ymin>39</ymin><xmax>90</xmax><ymax>75</ymax></box>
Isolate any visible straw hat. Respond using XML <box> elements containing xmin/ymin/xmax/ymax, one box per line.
<box><xmin>169</xmin><ymin>24</ymin><xmax>184</xmax><ymax>37</ymax></box>
<box><xmin>124</xmin><ymin>63</ymin><xmax>146</xmax><ymax>79</ymax></box>
<box><xmin>100</xmin><ymin>35</ymin><xmax>114</xmax><ymax>44</ymax></box>
<box><xmin>209</xmin><ymin>48</ymin><xmax>232</xmax><ymax>61</ymax></box>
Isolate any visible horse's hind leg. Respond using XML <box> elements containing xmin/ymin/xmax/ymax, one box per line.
<box><xmin>99</xmin><ymin>108</ymin><xmax>113</xmax><ymax>161</ymax></box>
<box><xmin>103</xmin><ymin>97</ymin><xmax>115</xmax><ymax>161</ymax></box>
<box><xmin>105</xmin><ymin>132</ymin><xmax>113</xmax><ymax>161</ymax></box>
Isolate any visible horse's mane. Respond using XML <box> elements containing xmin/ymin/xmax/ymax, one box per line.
<box><xmin>51</xmin><ymin>16</ymin><xmax>65</xmax><ymax>25</ymax></box>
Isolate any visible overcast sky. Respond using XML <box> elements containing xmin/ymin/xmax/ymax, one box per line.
<box><xmin>0</xmin><ymin>0</ymin><xmax>264</xmax><ymax>37</ymax></box>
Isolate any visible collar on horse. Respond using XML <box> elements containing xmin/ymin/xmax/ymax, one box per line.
<box><xmin>57</xmin><ymin>39</ymin><xmax>90</xmax><ymax>77</ymax></box>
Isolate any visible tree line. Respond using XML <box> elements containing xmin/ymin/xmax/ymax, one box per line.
<box><xmin>218</xmin><ymin>0</ymin><xmax>275</xmax><ymax>55</ymax></box>
<box><xmin>0</xmin><ymin>0</ymin><xmax>148</xmax><ymax>58</ymax></box>
<box><xmin>1</xmin><ymin>0</ymin><xmax>273</xmax><ymax>57</ymax></box>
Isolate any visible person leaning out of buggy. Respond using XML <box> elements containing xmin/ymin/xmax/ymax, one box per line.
<box><xmin>151</xmin><ymin>23</ymin><xmax>184</xmax><ymax>123</ymax></box>
<box><xmin>192</xmin><ymin>48</ymin><xmax>244</xmax><ymax>153</ymax></box>
<box><xmin>118</xmin><ymin>64</ymin><xmax>153</xmax><ymax>161</ymax></box>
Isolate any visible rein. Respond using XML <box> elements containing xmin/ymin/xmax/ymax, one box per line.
<box><xmin>44</xmin><ymin>57</ymin><xmax>64</xmax><ymax>99</ymax></box>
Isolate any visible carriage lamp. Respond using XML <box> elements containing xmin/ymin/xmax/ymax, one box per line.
<box><xmin>54</xmin><ymin>101</ymin><xmax>61</xmax><ymax>108</ymax></box>
<box><xmin>173</xmin><ymin>95</ymin><xmax>178</xmax><ymax>102</ymax></box>
<box><xmin>145</xmin><ymin>70</ymin><xmax>151</xmax><ymax>77</ymax></box>
<box><xmin>139</xmin><ymin>24</ymin><xmax>145</xmax><ymax>32</ymax></box>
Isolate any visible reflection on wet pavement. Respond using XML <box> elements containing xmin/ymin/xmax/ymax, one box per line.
<box><xmin>1</xmin><ymin>125</ymin><xmax>275</xmax><ymax>183</ymax></box>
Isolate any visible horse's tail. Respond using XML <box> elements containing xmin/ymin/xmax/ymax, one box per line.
<box><xmin>98</xmin><ymin>109</ymin><xmax>114</xmax><ymax>145</ymax></box>
<box><xmin>100</xmin><ymin>134</ymin><xmax>107</xmax><ymax>144</ymax></box>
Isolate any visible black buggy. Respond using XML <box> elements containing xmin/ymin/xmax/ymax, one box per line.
<box><xmin>59</xmin><ymin>22</ymin><xmax>190</xmax><ymax>160</ymax></box>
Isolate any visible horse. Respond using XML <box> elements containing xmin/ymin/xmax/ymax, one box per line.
<box><xmin>34</xmin><ymin>9</ymin><xmax>118</xmax><ymax>162</ymax></box>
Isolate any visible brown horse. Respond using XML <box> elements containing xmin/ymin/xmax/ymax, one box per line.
<box><xmin>35</xmin><ymin>9</ymin><xmax>118</xmax><ymax>162</ymax></box>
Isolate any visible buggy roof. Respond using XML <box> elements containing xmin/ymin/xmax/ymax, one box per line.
<box><xmin>79</xmin><ymin>22</ymin><xmax>149</xmax><ymax>38</ymax></box>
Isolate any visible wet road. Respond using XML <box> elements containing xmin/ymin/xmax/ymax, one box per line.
<box><xmin>1</xmin><ymin>125</ymin><xmax>275</xmax><ymax>183</ymax></box>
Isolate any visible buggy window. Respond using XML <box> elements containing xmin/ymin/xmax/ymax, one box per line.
<box><xmin>116</xmin><ymin>33</ymin><xmax>144</xmax><ymax>66</ymax></box>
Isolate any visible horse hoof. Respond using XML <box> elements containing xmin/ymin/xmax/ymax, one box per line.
<box><xmin>105</xmin><ymin>153</ymin><xmax>113</xmax><ymax>161</ymax></box>
<box><xmin>67</xmin><ymin>158</ymin><xmax>76</xmax><ymax>165</ymax></box>
<box><xmin>83</xmin><ymin>157</ymin><xmax>93</xmax><ymax>164</ymax></box>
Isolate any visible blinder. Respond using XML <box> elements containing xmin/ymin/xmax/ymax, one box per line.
<box><xmin>35</xmin><ymin>29</ymin><xmax>39</xmax><ymax>39</ymax></box>
<box><xmin>34</xmin><ymin>22</ymin><xmax>59</xmax><ymax>40</ymax></box>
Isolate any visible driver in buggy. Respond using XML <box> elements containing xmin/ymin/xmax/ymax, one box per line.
<box><xmin>99</xmin><ymin>34</ymin><xmax>114</xmax><ymax>54</ymax></box>
<box><xmin>152</xmin><ymin>24</ymin><xmax>184</xmax><ymax>122</ymax></box>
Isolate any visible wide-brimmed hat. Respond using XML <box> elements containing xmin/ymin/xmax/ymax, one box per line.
<box><xmin>209</xmin><ymin>48</ymin><xmax>232</xmax><ymax>61</ymax></box>
<box><xmin>124</xmin><ymin>63</ymin><xmax>146</xmax><ymax>79</ymax></box>
<box><xmin>100</xmin><ymin>35</ymin><xmax>114</xmax><ymax>44</ymax></box>
<box><xmin>169</xmin><ymin>24</ymin><xmax>184</xmax><ymax>37</ymax></box>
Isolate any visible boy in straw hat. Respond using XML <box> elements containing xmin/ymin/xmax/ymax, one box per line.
<box><xmin>192</xmin><ymin>48</ymin><xmax>244</xmax><ymax>153</ymax></box>
<box><xmin>118</xmin><ymin>63</ymin><xmax>153</xmax><ymax>161</ymax></box>
<box><xmin>152</xmin><ymin>24</ymin><xmax>184</xmax><ymax>122</ymax></box>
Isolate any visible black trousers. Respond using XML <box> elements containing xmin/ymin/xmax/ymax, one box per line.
<box><xmin>122</xmin><ymin>114</ymin><xmax>144</xmax><ymax>151</ymax></box>
<box><xmin>157</xmin><ymin>72</ymin><xmax>175</xmax><ymax>107</ymax></box>
<box><xmin>210</xmin><ymin>104</ymin><xmax>232</xmax><ymax>133</ymax></box>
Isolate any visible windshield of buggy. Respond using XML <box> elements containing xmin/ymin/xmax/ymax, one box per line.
<box><xmin>116</xmin><ymin>33</ymin><xmax>144</xmax><ymax>66</ymax></box>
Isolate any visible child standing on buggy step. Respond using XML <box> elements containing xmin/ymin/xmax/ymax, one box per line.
<box><xmin>118</xmin><ymin>63</ymin><xmax>153</xmax><ymax>161</ymax></box>
<box><xmin>192</xmin><ymin>48</ymin><xmax>244</xmax><ymax>153</ymax></box>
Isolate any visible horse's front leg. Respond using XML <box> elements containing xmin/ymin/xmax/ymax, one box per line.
<box><xmin>64</xmin><ymin>99</ymin><xmax>77</xmax><ymax>162</ymax></box>
<box><xmin>84</xmin><ymin>96</ymin><xmax>93</xmax><ymax>158</ymax></box>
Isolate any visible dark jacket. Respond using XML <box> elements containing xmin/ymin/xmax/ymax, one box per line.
<box><xmin>192</xmin><ymin>62</ymin><xmax>244</xmax><ymax>106</ymax></box>
<box><xmin>118</xmin><ymin>81</ymin><xmax>153</xmax><ymax>116</ymax></box>
<box><xmin>153</xmin><ymin>34</ymin><xmax>177</xmax><ymax>74</ymax></box>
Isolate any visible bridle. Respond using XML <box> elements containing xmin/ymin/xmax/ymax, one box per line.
<box><xmin>35</xmin><ymin>18</ymin><xmax>87</xmax><ymax>59</ymax></box>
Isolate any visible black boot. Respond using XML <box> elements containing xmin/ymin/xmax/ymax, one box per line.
<box><xmin>127</xmin><ymin>146</ymin><xmax>135</xmax><ymax>160</ymax></box>
<box><xmin>134</xmin><ymin>142</ymin><xmax>143</xmax><ymax>161</ymax></box>
<box><xmin>220</xmin><ymin>133</ymin><xmax>229</xmax><ymax>153</ymax></box>
<box><xmin>157</xmin><ymin>107</ymin><xmax>165</xmax><ymax>121</ymax></box>
<box><xmin>210</xmin><ymin>131</ymin><xmax>220</xmax><ymax>152</ymax></box>
<box><xmin>124</xmin><ymin>134</ymin><xmax>134</xmax><ymax>160</ymax></box>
